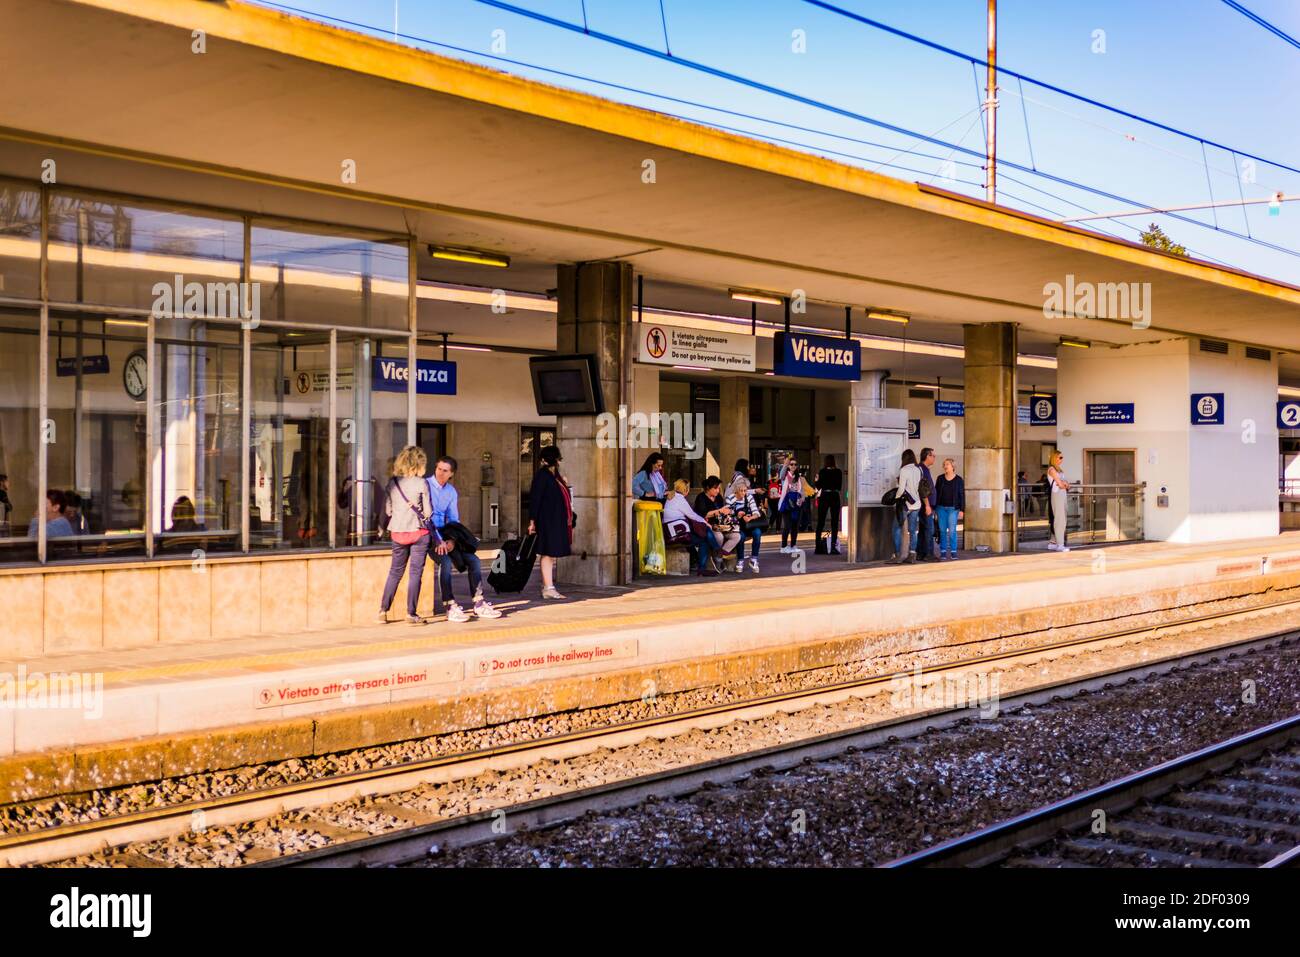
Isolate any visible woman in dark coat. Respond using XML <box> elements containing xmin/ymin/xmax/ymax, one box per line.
<box><xmin>527</xmin><ymin>445</ymin><xmax>573</xmax><ymax>600</ymax></box>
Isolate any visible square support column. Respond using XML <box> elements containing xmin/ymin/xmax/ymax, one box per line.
<box><xmin>555</xmin><ymin>261</ymin><xmax>633</xmax><ymax>586</ymax></box>
<box><xmin>719</xmin><ymin>377</ymin><xmax>749</xmax><ymax>477</ymax></box>
<box><xmin>963</xmin><ymin>323</ymin><xmax>1018</xmax><ymax>553</ymax></box>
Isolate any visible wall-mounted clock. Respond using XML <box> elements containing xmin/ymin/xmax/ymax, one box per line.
<box><xmin>123</xmin><ymin>349</ymin><xmax>147</xmax><ymax>400</ymax></box>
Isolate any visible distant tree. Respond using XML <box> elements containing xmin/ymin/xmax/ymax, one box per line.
<box><xmin>1139</xmin><ymin>223</ymin><xmax>1188</xmax><ymax>257</ymax></box>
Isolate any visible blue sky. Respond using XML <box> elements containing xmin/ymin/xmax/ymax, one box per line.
<box><xmin>259</xmin><ymin>0</ymin><xmax>1300</xmax><ymax>283</ymax></box>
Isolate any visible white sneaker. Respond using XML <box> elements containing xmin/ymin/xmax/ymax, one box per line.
<box><xmin>749</xmin><ymin>557</ymin><xmax>760</xmax><ymax>574</ymax></box>
<box><xmin>473</xmin><ymin>600</ymin><xmax>502</xmax><ymax>620</ymax></box>
<box><xmin>733</xmin><ymin>560</ymin><xmax>746</xmax><ymax>573</ymax></box>
<box><xmin>445</xmin><ymin>602</ymin><xmax>471</xmax><ymax>623</ymax></box>
<box><xmin>779</xmin><ymin>546</ymin><xmax>792</xmax><ymax>555</ymax></box>
<box><xmin>1047</xmin><ymin>543</ymin><xmax>1060</xmax><ymax>551</ymax></box>
<box><xmin>1058</xmin><ymin>545</ymin><xmax>1070</xmax><ymax>553</ymax></box>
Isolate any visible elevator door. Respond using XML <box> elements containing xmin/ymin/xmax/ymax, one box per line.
<box><xmin>1085</xmin><ymin>449</ymin><xmax>1136</xmax><ymax>542</ymax></box>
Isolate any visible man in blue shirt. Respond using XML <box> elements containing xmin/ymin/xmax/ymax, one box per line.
<box><xmin>426</xmin><ymin>456</ymin><xmax>500</xmax><ymax>622</ymax></box>
<box><xmin>917</xmin><ymin>447</ymin><xmax>938</xmax><ymax>562</ymax></box>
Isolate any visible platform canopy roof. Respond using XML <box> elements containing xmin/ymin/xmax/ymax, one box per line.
<box><xmin>5</xmin><ymin>0</ymin><xmax>1300</xmax><ymax>374</ymax></box>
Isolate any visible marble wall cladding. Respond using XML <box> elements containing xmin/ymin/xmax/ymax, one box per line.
<box><xmin>261</xmin><ymin>560</ymin><xmax>308</xmax><ymax>634</ymax></box>
<box><xmin>0</xmin><ymin>573</ymin><xmax>44</xmax><ymax>658</ymax></box>
<box><xmin>102</xmin><ymin>568</ymin><xmax>159</xmax><ymax>650</ymax></box>
<box><xmin>42</xmin><ymin>570</ymin><xmax>103</xmax><ymax>654</ymax></box>
<box><xmin>307</xmin><ymin>557</ymin><xmax>353</xmax><ymax>629</ymax></box>
<box><xmin>211</xmin><ymin>562</ymin><xmax>262</xmax><ymax>639</ymax></box>
<box><xmin>158</xmin><ymin>565</ymin><xmax>212</xmax><ymax>644</ymax></box>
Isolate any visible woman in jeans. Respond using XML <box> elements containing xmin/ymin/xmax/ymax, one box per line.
<box><xmin>776</xmin><ymin>459</ymin><xmax>805</xmax><ymax>553</ymax></box>
<box><xmin>725</xmin><ymin>473</ymin><xmax>763</xmax><ymax>574</ymax></box>
<box><xmin>892</xmin><ymin>448</ymin><xmax>922</xmax><ymax>563</ymax></box>
<box><xmin>694</xmin><ymin>476</ymin><xmax>739</xmax><ymax>568</ymax></box>
<box><xmin>379</xmin><ymin>445</ymin><xmax>433</xmax><ymax>625</ymax></box>
<box><xmin>664</xmin><ymin>478</ymin><xmax>718</xmax><ymax>577</ymax></box>
<box><xmin>934</xmin><ymin>457</ymin><xmax>965</xmax><ymax>560</ymax></box>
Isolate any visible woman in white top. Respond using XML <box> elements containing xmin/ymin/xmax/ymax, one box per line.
<box><xmin>893</xmin><ymin>449</ymin><xmax>922</xmax><ymax>563</ymax></box>
<box><xmin>1046</xmin><ymin>450</ymin><xmax>1070</xmax><ymax>552</ymax></box>
<box><xmin>663</xmin><ymin>478</ymin><xmax>719</xmax><ymax>576</ymax></box>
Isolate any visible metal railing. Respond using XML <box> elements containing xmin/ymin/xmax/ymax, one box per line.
<box><xmin>1016</xmin><ymin>482</ymin><xmax>1146</xmax><ymax>545</ymax></box>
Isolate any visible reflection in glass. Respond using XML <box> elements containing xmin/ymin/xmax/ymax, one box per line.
<box><xmin>0</xmin><ymin>312</ymin><xmax>40</xmax><ymax>564</ymax></box>
<box><xmin>0</xmin><ymin>181</ymin><xmax>41</xmax><ymax>301</ymax></box>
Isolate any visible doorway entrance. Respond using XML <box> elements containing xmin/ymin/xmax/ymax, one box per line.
<box><xmin>1084</xmin><ymin>449</ymin><xmax>1138</xmax><ymax>542</ymax></box>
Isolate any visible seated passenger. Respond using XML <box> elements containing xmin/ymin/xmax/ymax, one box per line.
<box><xmin>425</xmin><ymin>455</ymin><xmax>501</xmax><ymax>622</ymax></box>
<box><xmin>693</xmin><ymin>476</ymin><xmax>739</xmax><ymax>570</ymax></box>
<box><xmin>663</xmin><ymin>478</ymin><xmax>718</xmax><ymax>577</ymax></box>
<box><xmin>725</xmin><ymin>473</ymin><xmax>763</xmax><ymax>574</ymax></box>
<box><xmin>28</xmin><ymin>489</ymin><xmax>73</xmax><ymax>539</ymax></box>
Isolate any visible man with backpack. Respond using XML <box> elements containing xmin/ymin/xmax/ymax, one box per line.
<box><xmin>425</xmin><ymin>455</ymin><xmax>502</xmax><ymax>622</ymax></box>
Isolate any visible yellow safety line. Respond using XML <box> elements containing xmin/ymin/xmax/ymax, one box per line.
<box><xmin>71</xmin><ymin>541</ymin><xmax>1296</xmax><ymax>689</ymax></box>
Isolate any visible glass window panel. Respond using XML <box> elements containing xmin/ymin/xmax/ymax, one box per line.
<box><xmin>47</xmin><ymin>191</ymin><xmax>243</xmax><ymax>312</ymax></box>
<box><xmin>0</xmin><ymin>182</ymin><xmax>41</xmax><ymax>302</ymax></box>
<box><xmin>153</xmin><ymin>318</ymin><xmax>242</xmax><ymax>555</ymax></box>
<box><xmin>251</xmin><ymin>223</ymin><xmax>407</xmax><ymax>330</ymax></box>
<box><xmin>337</xmin><ymin>336</ymin><xmax>406</xmax><ymax>546</ymax></box>
<box><xmin>0</xmin><ymin>311</ymin><xmax>40</xmax><ymax>564</ymax></box>
<box><xmin>47</xmin><ymin>314</ymin><xmax>148</xmax><ymax>560</ymax></box>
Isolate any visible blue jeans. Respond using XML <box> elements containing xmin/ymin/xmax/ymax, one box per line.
<box><xmin>690</xmin><ymin>529</ymin><xmax>715</xmax><ymax>570</ymax></box>
<box><xmin>893</xmin><ymin>509</ymin><xmax>918</xmax><ymax>557</ymax></box>
<box><xmin>937</xmin><ymin>506</ymin><xmax>959</xmax><ymax>555</ymax></box>
<box><xmin>736</xmin><ymin>527</ymin><xmax>762</xmax><ymax>560</ymax></box>
<box><xmin>432</xmin><ymin>547</ymin><xmax>482</xmax><ymax>607</ymax></box>
<box><xmin>381</xmin><ymin>533</ymin><xmax>431</xmax><ymax>616</ymax></box>
<box><xmin>916</xmin><ymin>509</ymin><xmax>934</xmax><ymax>558</ymax></box>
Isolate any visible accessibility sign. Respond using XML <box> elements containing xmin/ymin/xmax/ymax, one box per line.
<box><xmin>1190</xmin><ymin>393</ymin><xmax>1224</xmax><ymax>425</ymax></box>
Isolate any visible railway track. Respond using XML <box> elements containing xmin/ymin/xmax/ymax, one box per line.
<box><xmin>4</xmin><ymin>600</ymin><xmax>1298</xmax><ymax>868</ymax></box>
<box><xmin>883</xmin><ymin>714</ymin><xmax>1300</xmax><ymax>869</ymax></box>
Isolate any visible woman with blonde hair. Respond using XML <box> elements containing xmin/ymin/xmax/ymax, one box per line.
<box><xmin>663</xmin><ymin>477</ymin><xmax>719</xmax><ymax>576</ymax></box>
<box><xmin>1046</xmin><ymin>450</ymin><xmax>1070</xmax><ymax>552</ymax></box>
<box><xmin>378</xmin><ymin>445</ymin><xmax>433</xmax><ymax>624</ymax></box>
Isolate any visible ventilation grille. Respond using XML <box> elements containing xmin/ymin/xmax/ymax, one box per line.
<box><xmin>1199</xmin><ymin>339</ymin><xmax>1229</xmax><ymax>355</ymax></box>
<box><xmin>1246</xmin><ymin>346</ymin><xmax>1272</xmax><ymax>361</ymax></box>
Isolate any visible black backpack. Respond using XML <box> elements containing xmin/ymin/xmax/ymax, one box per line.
<box><xmin>918</xmin><ymin>476</ymin><xmax>933</xmax><ymax>501</ymax></box>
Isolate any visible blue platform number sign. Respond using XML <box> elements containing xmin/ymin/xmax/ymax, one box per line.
<box><xmin>1030</xmin><ymin>394</ymin><xmax>1056</xmax><ymax>426</ymax></box>
<box><xmin>1085</xmin><ymin>402</ymin><xmax>1135</xmax><ymax>424</ymax></box>
<box><xmin>1279</xmin><ymin>400</ymin><xmax>1300</xmax><ymax>431</ymax></box>
<box><xmin>372</xmin><ymin>356</ymin><xmax>457</xmax><ymax>395</ymax></box>
<box><xmin>1190</xmin><ymin>393</ymin><xmax>1224</xmax><ymax>425</ymax></box>
<box><xmin>907</xmin><ymin>418</ymin><xmax>921</xmax><ymax>440</ymax></box>
<box><xmin>934</xmin><ymin>400</ymin><xmax>964</xmax><ymax>417</ymax></box>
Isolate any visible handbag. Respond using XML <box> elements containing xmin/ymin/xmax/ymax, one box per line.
<box><xmin>388</xmin><ymin>479</ymin><xmax>435</xmax><ymax>541</ymax></box>
<box><xmin>664</xmin><ymin>518</ymin><xmax>692</xmax><ymax>545</ymax></box>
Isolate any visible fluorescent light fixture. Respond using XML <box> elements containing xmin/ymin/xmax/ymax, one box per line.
<box><xmin>729</xmin><ymin>289</ymin><xmax>783</xmax><ymax>306</ymax></box>
<box><xmin>1280</xmin><ymin>386</ymin><xmax>1300</xmax><ymax>398</ymax></box>
<box><xmin>429</xmin><ymin>244</ymin><xmax>510</xmax><ymax>268</ymax></box>
<box><xmin>416</xmin><ymin>283</ymin><xmax>556</xmax><ymax>313</ymax></box>
<box><xmin>672</xmin><ymin>364</ymin><xmax>712</xmax><ymax>372</ymax></box>
<box><xmin>867</xmin><ymin>310</ymin><xmax>910</xmax><ymax>325</ymax></box>
<box><xmin>1059</xmin><ymin>336</ymin><xmax>1091</xmax><ymax>349</ymax></box>
<box><xmin>910</xmin><ymin>383</ymin><xmax>939</xmax><ymax>391</ymax></box>
<box><xmin>447</xmin><ymin>344</ymin><xmax>491</xmax><ymax>353</ymax></box>
<box><xmin>104</xmin><ymin>318</ymin><xmax>147</xmax><ymax>328</ymax></box>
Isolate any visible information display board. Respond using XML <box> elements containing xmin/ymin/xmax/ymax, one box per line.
<box><xmin>855</xmin><ymin>427</ymin><xmax>905</xmax><ymax>505</ymax></box>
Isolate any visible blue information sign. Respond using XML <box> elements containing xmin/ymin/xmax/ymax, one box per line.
<box><xmin>1190</xmin><ymin>393</ymin><xmax>1224</xmax><ymax>425</ymax></box>
<box><xmin>56</xmin><ymin>355</ymin><xmax>109</xmax><ymax>377</ymax></box>
<box><xmin>1279</xmin><ymin>400</ymin><xmax>1300</xmax><ymax>430</ymax></box>
<box><xmin>1030</xmin><ymin>395</ymin><xmax>1056</xmax><ymax>426</ymax></box>
<box><xmin>773</xmin><ymin>332</ymin><xmax>860</xmax><ymax>381</ymax></box>
<box><xmin>907</xmin><ymin>419</ymin><xmax>921</xmax><ymax>440</ymax></box>
<box><xmin>372</xmin><ymin>357</ymin><xmax>457</xmax><ymax>395</ymax></box>
<box><xmin>934</xmin><ymin>400</ymin><xmax>964</xmax><ymax>417</ymax></box>
<box><xmin>1086</xmin><ymin>402</ymin><xmax>1135</xmax><ymax>424</ymax></box>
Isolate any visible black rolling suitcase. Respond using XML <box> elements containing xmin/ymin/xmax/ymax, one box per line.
<box><xmin>488</xmin><ymin>533</ymin><xmax>538</xmax><ymax>594</ymax></box>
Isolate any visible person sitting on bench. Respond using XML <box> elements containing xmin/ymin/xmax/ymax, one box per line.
<box><xmin>425</xmin><ymin>455</ymin><xmax>501</xmax><ymax>622</ymax></box>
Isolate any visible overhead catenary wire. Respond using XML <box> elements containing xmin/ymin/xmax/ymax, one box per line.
<box><xmin>1221</xmin><ymin>0</ymin><xmax>1300</xmax><ymax>51</ymax></box>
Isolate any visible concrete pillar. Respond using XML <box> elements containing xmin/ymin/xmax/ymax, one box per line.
<box><xmin>555</xmin><ymin>261</ymin><xmax>632</xmax><ymax>586</ymax></box>
<box><xmin>963</xmin><ymin>323</ymin><xmax>1018</xmax><ymax>552</ymax></box>
<box><xmin>719</xmin><ymin>377</ymin><xmax>749</xmax><ymax>477</ymax></box>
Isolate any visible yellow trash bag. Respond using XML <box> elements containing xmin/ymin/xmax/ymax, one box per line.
<box><xmin>634</xmin><ymin>500</ymin><xmax>667</xmax><ymax>576</ymax></box>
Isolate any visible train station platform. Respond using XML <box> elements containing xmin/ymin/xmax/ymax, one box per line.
<box><xmin>5</xmin><ymin>532</ymin><xmax>1300</xmax><ymax>803</ymax></box>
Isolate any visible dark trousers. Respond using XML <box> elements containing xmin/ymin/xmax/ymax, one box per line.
<box><xmin>690</xmin><ymin>529</ymin><xmax>715</xmax><ymax>570</ymax></box>
<box><xmin>916</xmin><ymin>509</ymin><xmax>934</xmax><ymax>558</ymax></box>
<box><xmin>380</xmin><ymin>533</ymin><xmax>431</xmax><ymax>617</ymax></box>
<box><xmin>432</xmin><ymin>548</ymin><xmax>483</xmax><ymax>607</ymax></box>
<box><xmin>816</xmin><ymin>491</ymin><xmax>841</xmax><ymax>544</ymax></box>
<box><xmin>780</xmin><ymin>508</ymin><xmax>800</xmax><ymax>548</ymax></box>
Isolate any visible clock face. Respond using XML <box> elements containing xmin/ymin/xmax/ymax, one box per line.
<box><xmin>123</xmin><ymin>351</ymin><xmax>148</xmax><ymax>399</ymax></box>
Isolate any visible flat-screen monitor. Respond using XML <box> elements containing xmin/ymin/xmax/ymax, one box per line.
<box><xmin>529</xmin><ymin>354</ymin><xmax>605</xmax><ymax>415</ymax></box>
